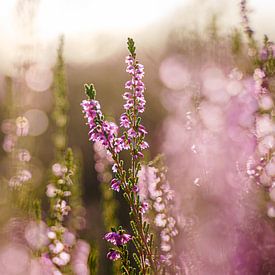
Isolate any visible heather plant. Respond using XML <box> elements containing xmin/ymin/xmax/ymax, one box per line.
<box><xmin>44</xmin><ymin>38</ymin><xmax>90</xmax><ymax>274</ymax></box>
<box><xmin>81</xmin><ymin>38</ymin><xmax>163</xmax><ymax>274</ymax></box>
<box><xmin>46</xmin><ymin>148</ymin><xmax>75</xmax><ymax>272</ymax></box>
<box><xmin>240</xmin><ymin>0</ymin><xmax>275</xmax><ymax>218</ymax></box>
<box><xmin>51</xmin><ymin>37</ymin><xmax>86</xmax><ymax>232</ymax></box>
<box><xmin>137</xmin><ymin>155</ymin><xmax>180</xmax><ymax>273</ymax></box>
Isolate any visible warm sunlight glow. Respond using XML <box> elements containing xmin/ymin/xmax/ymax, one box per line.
<box><xmin>36</xmin><ymin>0</ymin><xmax>185</xmax><ymax>39</ymax></box>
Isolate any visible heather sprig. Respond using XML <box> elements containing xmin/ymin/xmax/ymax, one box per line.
<box><xmin>45</xmin><ymin>38</ymin><xmax>90</xmax><ymax>273</ymax></box>
<box><xmin>240</xmin><ymin>15</ymin><xmax>275</xmax><ymax>217</ymax></box>
<box><xmin>46</xmin><ymin>148</ymin><xmax>75</xmax><ymax>271</ymax></box>
<box><xmin>138</xmin><ymin>156</ymin><xmax>181</xmax><ymax>273</ymax></box>
<box><xmin>81</xmin><ymin>38</ymin><xmax>158</xmax><ymax>273</ymax></box>
<box><xmin>240</xmin><ymin>0</ymin><xmax>258</xmax><ymax>56</ymax></box>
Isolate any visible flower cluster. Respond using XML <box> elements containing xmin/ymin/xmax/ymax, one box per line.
<box><xmin>247</xmin><ymin>39</ymin><xmax>275</xmax><ymax>217</ymax></box>
<box><xmin>138</xmin><ymin>157</ymin><xmax>179</xmax><ymax>270</ymax></box>
<box><xmin>120</xmin><ymin>53</ymin><xmax>149</xmax><ymax>158</ymax></box>
<box><xmin>104</xmin><ymin>228</ymin><xmax>132</xmax><ymax>270</ymax></box>
<box><xmin>82</xmin><ymin>38</ymin><xmax>157</xmax><ymax>274</ymax></box>
<box><xmin>81</xmin><ymin>40</ymin><xmax>148</xmax><ymax>162</ymax></box>
<box><xmin>81</xmin><ymin>99</ymin><xmax>119</xmax><ymax>149</ymax></box>
<box><xmin>48</xmin><ymin>231</ymin><xmax>72</xmax><ymax>267</ymax></box>
<box><xmin>240</xmin><ymin>0</ymin><xmax>253</xmax><ymax>39</ymax></box>
<box><xmin>104</xmin><ymin>229</ymin><xmax>132</xmax><ymax>261</ymax></box>
<box><xmin>104</xmin><ymin>231</ymin><xmax>132</xmax><ymax>247</ymax></box>
<box><xmin>46</xmin><ymin>149</ymin><xmax>76</xmax><ymax>269</ymax></box>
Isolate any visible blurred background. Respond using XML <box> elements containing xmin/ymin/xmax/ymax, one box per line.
<box><xmin>1</xmin><ymin>0</ymin><xmax>275</xmax><ymax>274</ymax></box>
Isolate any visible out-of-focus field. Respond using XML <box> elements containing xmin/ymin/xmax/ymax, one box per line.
<box><xmin>0</xmin><ymin>0</ymin><xmax>275</xmax><ymax>274</ymax></box>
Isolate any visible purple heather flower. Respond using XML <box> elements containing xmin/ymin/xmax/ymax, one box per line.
<box><xmin>125</xmin><ymin>80</ymin><xmax>133</xmax><ymax>89</ymax></box>
<box><xmin>104</xmin><ymin>232</ymin><xmax>119</xmax><ymax>245</ymax></box>
<box><xmin>107</xmin><ymin>250</ymin><xmax>121</xmax><ymax>261</ymax></box>
<box><xmin>120</xmin><ymin>54</ymin><xmax>148</xmax><ymax>135</ymax></box>
<box><xmin>126</xmin><ymin>65</ymin><xmax>135</xmax><ymax>74</ymax></box>
<box><xmin>125</xmin><ymin>55</ymin><xmax>134</xmax><ymax>65</ymax></box>
<box><xmin>140</xmin><ymin>141</ymin><xmax>149</xmax><ymax>150</ymax></box>
<box><xmin>81</xmin><ymin>99</ymin><xmax>122</xmax><ymax>151</ymax></box>
<box><xmin>121</xmin><ymin>135</ymin><xmax>130</xmax><ymax>150</ymax></box>
<box><xmin>138</xmin><ymin>124</ymin><xmax>148</xmax><ymax>135</ymax></box>
<box><xmin>127</xmin><ymin>128</ymin><xmax>137</xmax><ymax>138</ymax></box>
<box><xmin>104</xmin><ymin>232</ymin><xmax>131</xmax><ymax>246</ymax></box>
<box><xmin>140</xmin><ymin>201</ymin><xmax>149</xmax><ymax>214</ymax></box>
<box><xmin>123</xmin><ymin>92</ymin><xmax>132</xmax><ymax>100</ymax></box>
<box><xmin>110</xmin><ymin>178</ymin><xmax>121</xmax><ymax>192</ymax></box>
<box><xmin>113</xmin><ymin>138</ymin><xmax>124</xmax><ymax>154</ymax></box>
<box><xmin>116</xmin><ymin>233</ymin><xmax>132</xmax><ymax>246</ymax></box>
<box><xmin>132</xmin><ymin>185</ymin><xmax>139</xmax><ymax>192</ymax></box>
<box><xmin>120</xmin><ymin>113</ymin><xmax>130</xmax><ymax>128</ymax></box>
<box><xmin>134</xmin><ymin>151</ymin><xmax>144</xmax><ymax>159</ymax></box>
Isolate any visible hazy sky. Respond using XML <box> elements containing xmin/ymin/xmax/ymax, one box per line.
<box><xmin>0</xmin><ymin>0</ymin><xmax>274</xmax><ymax>73</ymax></box>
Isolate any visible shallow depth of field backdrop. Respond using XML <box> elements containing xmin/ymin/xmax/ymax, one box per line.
<box><xmin>1</xmin><ymin>0</ymin><xmax>275</xmax><ymax>274</ymax></box>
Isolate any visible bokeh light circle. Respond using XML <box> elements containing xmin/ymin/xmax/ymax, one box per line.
<box><xmin>25</xmin><ymin>64</ymin><xmax>53</xmax><ymax>92</ymax></box>
<box><xmin>24</xmin><ymin>109</ymin><xmax>49</xmax><ymax>136</ymax></box>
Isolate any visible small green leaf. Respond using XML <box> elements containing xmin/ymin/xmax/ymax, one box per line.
<box><xmin>84</xmin><ymin>83</ymin><xmax>96</xmax><ymax>100</ymax></box>
<box><xmin>127</xmin><ymin>37</ymin><xmax>136</xmax><ymax>56</ymax></box>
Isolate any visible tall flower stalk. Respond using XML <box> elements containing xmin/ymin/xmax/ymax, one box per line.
<box><xmin>81</xmin><ymin>38</ymin><xmax>158</xmax><ymax>274</ymax></box>
<box><xmin>45</xmin><ymin>37</ymin><xmax>90</xmax><ymax>274</ymax></box>
<box><xmin>138</xmin><ymin>156</ymin><xmax>180</xmax><ymax>274</ymax></box>
<box><xmin>47</xmin><ymin>149</ymin><xmax>75</xmax><ymax>271</ymax></box>
<box><xmin>239</xmin><ymin>1</ymin><xmax>275</xmax><ymax>217</ymax></box>
<box><xmin>246</xmin><ymin>37</ymin><xmax>275</xmax><ymax>217</ymax></box>
<box><xmin>52</xmin><ymin>36</ymin><xmax>69</xmax><ymax>158</ymax></box>
<box><xmin>240</xmin><ymin>0</ymin><xmax>258</xmax><ymax>56</ymax></box>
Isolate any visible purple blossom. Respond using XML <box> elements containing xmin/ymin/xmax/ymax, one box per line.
<box><xmin>104</xmin><ymin>232</ymin><xmax>118</xmax><ymax>245</ymax></box>
<box><xmin>81</xmin><ymin>99</ymin><xmax>122</xmax><ymax>151</ymax></box>
<box><xmin>123</xmin><ymin>92</ymin><xmax>132</xmax><ymax>100</ymax></box>
<box><xmin>119</xmin><ymin>54</ymin><xmax>149</xmax><ymax>157</ymax></box>
<box><xmin>121</xmin><ymin>135</ymin><xmax>130</xmax><ymax>150</ymax></box>
<box><xmin>113</xmin><ymin>138</ymin><xmax>124</xmax><ymax>153</ymax></box>
<box><xmin>125</xmin><ymin>56</ymin><xmax>134</xmax><ymax>65</ymax></box>
<box><xmin>82</xmin><ymin>52</ymin><xmax>149</xmax><ymax>161</ymax></box>
<box><xmin>137</xmin><ymin>124</ymin><xmax>147</xmax><ymax>135</ymax></box>
<box><xmin>140</xmin><ymin>141</ymin><xmax>149</xmax><ymax>150</ymax></box>
<box><xmin>132</xmin><ymin>185</ymin><xmax>139</xmax><ymax>192</ymax></box>
<box><xmin>110</xmin><ymin>178</ymin><xmax>121</xmax><ymax>192</ymax></box>
<box><xmin>104</xmin><ymin>231</ymin><xmax>132</xmax><ymax>246</ymax></box>
<box><xmin>117</xmin><ymin>233</ymin><xmax>132</xmax><ymax>246</ymax></box>
<box><xmin>125</xmin><ymin>80</ymin><xmax>133</xmax><ymax>89</ymax></box>
<box><xmin>120</xmin><ymin>113</ymin><xmax>130</xmax><ymax>128</ymax></box>
<box><xmin>107</xmin><ymin>250</ymin><xmax>121</xmax><ymax>261</ymax></box>
<box><xmin>127</xmin><ymin>128</ymin><xmax>137</xmax><ymax>138</ymax></box>
<box><xmin>126</xmin><ymin>65</ymin><xmax>135</xmax><ymax>74</ymax></box>
<box><xmin>140</xmin><ymin>201</ymin><xmax>149</xmax><ymax>214</ymax></box>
